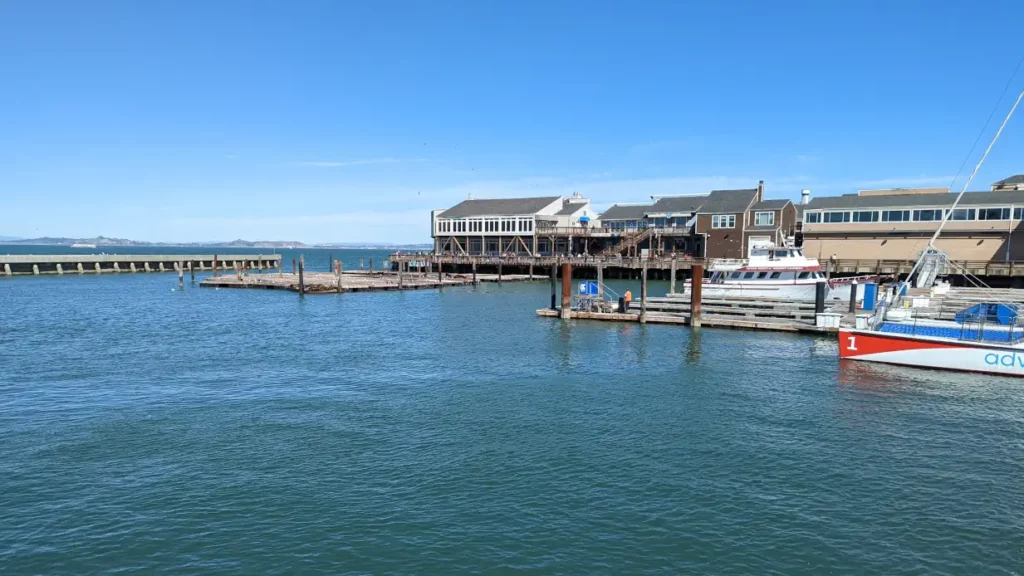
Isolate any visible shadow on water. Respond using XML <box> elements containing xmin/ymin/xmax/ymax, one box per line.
<box><xmin>685</xmin><ymin>329</ymin><xmax>702</xmax><ymax>365</ymax></box>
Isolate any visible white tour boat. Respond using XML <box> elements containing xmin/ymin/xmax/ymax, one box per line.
<box><xmin>677</xmin><ymin>243</ymin><xmax>871</xmax><ymax>301</ymax></box>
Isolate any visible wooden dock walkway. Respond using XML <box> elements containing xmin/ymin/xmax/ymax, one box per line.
<box><xmin>0</xmin><ymin>254</ymin><xmax>282</xmax><ymax>276</ymax></box>
<box><xmin>536</xmin><ymin>306</ymin><xmax>835</xmax><ymax>334</ymax></box>
<box><xmin>200</xmin><ymin>271</ymin><xmax>540</xmax><ymax>293</ymax></box>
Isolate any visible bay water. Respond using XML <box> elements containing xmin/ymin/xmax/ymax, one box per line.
<box><xmin>1</xmin><ymin>248</ymin><xmax>1021</xmax><ymax>574</ymax></box>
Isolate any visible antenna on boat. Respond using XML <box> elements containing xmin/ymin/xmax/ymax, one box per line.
<box><xmin>904</xmin><ymin>88</ymin><xmax>1024</xmax><ymax>286</ymax></box>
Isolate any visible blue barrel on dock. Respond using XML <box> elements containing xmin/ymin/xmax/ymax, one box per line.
<box><xmin>862</xmin><ymin>283</ymin><xmax>878</xmax><ymax>311</ymax></box>
<box><xmin>896</xmin><ymin>282</ymin><xmax>909</xmax><ymax>297</ymax></box>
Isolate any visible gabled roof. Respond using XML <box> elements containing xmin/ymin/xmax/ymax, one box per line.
<box><xmin>439</xmin><ymin>196</ymin><xmax>560</xmax><ymax>218</ymax></box>
<box><xmin>700</xmin><ymin>189</ymin><xmax>759</xmax><ymax>213</ymax></box>
<box><xmin>804</xmin><ymin>190</ymin><xmax>1024</xmax><ymax>210</ymax></box>
<box><xmin>555</xmin><ymin>202</ymin><xmax>586</xmax><ymax>216</ymax></box>
<box><xmin>993</xmin><ymin>175</ymin><xmax>1024</xmax><ymax>186</ymax></box>
<box><xmin>600</xmin><ymin>204</ymin><xmax>651</xmax><ymax>220</ymax></box>
<box><xmin>750</xmin><ymin>199</ymin><xmax>791</xmax><ymax>211</ymax></box>
<box><xmin>648</xmin><ymin>195</ymin><xmax>707</xmax><ymax>214</ymax></box>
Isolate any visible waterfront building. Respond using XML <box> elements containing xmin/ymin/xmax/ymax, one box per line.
<box><xmin>430</xmin><ymin>181</ymin><xmax>798</xmax><ymax>259</ymax></box>
<box><xmin>800</xmin><ymin>181</ymin><xmax>1024</xmax><ymax>262</ymax></box>
<box><xmin>431</xmin><ymin>195</ymin><xmax>598</xmax><ymax>256</ymax></box>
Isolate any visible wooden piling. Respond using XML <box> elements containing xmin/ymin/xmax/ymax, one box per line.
<box><xmin>178</xmin><ymin>266</ymin><xmax>184</xmax><ymax>289</ymax></box>
<box><xmin>669</xmin><ymin>257</ymin><xmax>677</xmax><ymax>294</ymax></box>
<box><xmin>398</xmin><ymin>260</ymin><xmax>404</xmax><ymax>288</ymax></box>
<box><xmin>550</xmin><ymin>264</ymin><xmax>557</xmax><ymax>310</ymax></box>
<box><xmin>292</xmin><ymin>258</ymin><xmax>296</xmax><ymax>275</ymax></box>
<box><xmin>690</xmin><ymin>263</ymin><xmax>703</xmax><ymax>328</ymax></box>
<box><xmin>529</xmin><ymin>263</ymin><xmax>534</xmax><ymax>280</ymax></box>
<box><xmin>369</xmin><ymin>257</ymin><xmax>374</xmax><ymax>272</ymax></box>
<box><xmin>360</xmin><ymin>258</ymin><xmax>364</xmax><ymax>271</ymax></box>
<box><xmin>298</xmin><ymin>255</ymin><xmax>306</xmax><ymax>296</ymax></box>
<box><xmin>560</xmin><ymin>261</ymin><xmax>572</xmax><ymax>320</ymax></box>
<box><xmin>849</xmin><ymin>281</ymin><xmax>858</xmax><ymax>313</ymax></box>
<box><xmin>213</xmin><ymin>255</ymin><xmax>219</xmax><ymax>277</ymax></box>
<box><xmin>336</xmin><ymin>259</ymin><xmax>343</xmax><ymax>293</ymax></box>
<box><xmin>640</xmin><ymin>258</ymin><xmax>648</xmax><ymax>324</ymax></box>
<box><xmin>497</xmin><ymin>262</ymin><xmax>503</xmax><ymax>284</ymax></box>
<box><xmin>328</xmin><ymin>254</ymin><xmax>333</xmax><ymax>272</ymax></box>
<box><xmin>437</xmin><ymin>261</ymin><xmax>443</xmax><ymax>285</ymax></box>
<box><xmin>597</xmin><ymin>261</ymin><xmax>604</xmax><ymax>299</ymax></box>
<box><xmin>189</xmin><ymin>261</ymin><xmax>195</xmax><ymax>283</ymax></box>
<box><xmin>472</xmin><ymin>261</ymin><xmax>478</xmax><ymax>284</ymax></box>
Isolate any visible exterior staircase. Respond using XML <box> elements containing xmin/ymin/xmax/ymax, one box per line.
<box><xmin>599</xmin><ymin>227</ymin><xmax>657</xmax><ymax>257</ymax></box>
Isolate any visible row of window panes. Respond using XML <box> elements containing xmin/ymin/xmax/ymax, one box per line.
<box><xmin>805</xmin><ymin>207</ymin><xmax>1021</xmax><ymax>224</ymax></box>
<box><xmin>712</xmin><ymin>215</ymin><xmax>736</xmax><ymax>229</ymax></box>
<box><xmin>727</xmin><ymin>270</ymin><xmax>825</xmax><ymax>280</ymax></box>
<box><xmin>753</xmin><ymin>212</ymin><xmax>775</xmax><ymax>226</ymax></box>
<box><xmin>438</xmin><ymin>219</ymin><xmax>534</xmax><ymax>233</ymax></box>
<box><xmin>602</xmin><ymin>220</ymin><xmax>648</xmax><ymax>230</ymax></box>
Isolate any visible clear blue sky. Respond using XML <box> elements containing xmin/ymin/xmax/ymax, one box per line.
<box><xmin>2</xmin><ymin>0</ymin><xmax>1023</xmax><ymax>244</ymax></box>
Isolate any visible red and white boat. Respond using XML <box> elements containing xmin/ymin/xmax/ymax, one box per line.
<box><xmin>839</xmin><ymin>319</ymin><xmax>1024</xmax><ymax>376</ymax></box>
<box><xmin>839</xmin><ymin>88</ymin><xmax>1024</xmax><ymax>376</ymax></box>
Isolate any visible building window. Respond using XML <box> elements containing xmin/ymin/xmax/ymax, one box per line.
<box><xmin>805</xmin><ymin>212</ymin><xmax>821</xmax><ymax>224</ymax></box>
<box><xmin>949</xmin><ymin>208</ymin><xmax>976</xmax><ymax>221</ymax></box>
<box><xmin>712</xmin><ymin>215</ymin><xmax>735</xmax><ymax>229</ymax></box>
<box><xmin>912</xmin><ymin>209</ymin><xmax>943</xmax><ymax>222</ymax></box>
<box><xmin>852</xmin><ymin>211</ymin><xmax>878</xmax><ymax>223</ymax></box>
<box><xmin>881</xmin><ymin>210</ymin><xmax>910</xmax><ymax>222</ymax></box>
<box><xmin>1016</xmin><ymin>207</ymin><xmax>1023</xmax><ymax>220</ymax></box>
<box><xmin>978</xmin><ymin>207</ymin><xmax>1010</xmax><ymax>220</ymax></box>
<box><xmin>823</xmin><ymin>211</ymin><xmax>850</xmax><ymax>223</ymax></box>
<box><xmin>754</xmin><ymin>211</ymin><xmax>775</xmax><ymax>226</ymax></box>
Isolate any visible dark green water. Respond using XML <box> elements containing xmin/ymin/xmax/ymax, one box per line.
<box><xmin>1</xmin><ymin>249</ymin><xmax>1022</xmax><ymax>574</ymax></box>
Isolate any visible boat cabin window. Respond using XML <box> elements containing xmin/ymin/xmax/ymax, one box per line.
<box><xmin>770</xmin><ymin>272</ymin><xmax>781</xmax><ymax>279</ymax></box>
<box><xmin>710</xmin><ymin>272</ymin><xmax>722</xmax><ymax>282</ymax></box>
<box><xmin>757</xmin><ymin>272</ymin><xmax>768</xmax><ymax>279</ymax></box>
<box><xmin>730</xmin><ymin>272</ymin><xmax>742</xmax><ymax>279</ymax></box>
<box><xmin>771</xmin><ymin>250</ymin><xmax>788</xmax><ymax>259</ymax></box>
<box><xmin>798</xmin><ymin>271</ymin><xmax>810</xmax><ymax>279</ymax></box>
<box><xmin>743</xmin><ymin>272</ymin><xmax>755</xmax><ymax>279</ymax></box>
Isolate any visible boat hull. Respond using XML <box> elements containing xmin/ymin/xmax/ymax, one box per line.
<box><xmin>839</xmin><ymin>328</ymin><xmax>1024</xmax><ymax>377</ymax></box>
<box><xmin>683</xmin><ymin>281</ymin><xmax>823</xmax><ymax>300</ymax></box>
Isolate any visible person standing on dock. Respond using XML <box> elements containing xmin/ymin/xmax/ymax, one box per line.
<box><xmin>624</xmin><ymin>289</ymin><xmax>632</xmax><ymax>305</ymax></box>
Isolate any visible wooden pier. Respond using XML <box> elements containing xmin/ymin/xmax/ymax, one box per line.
<box><xmin>0</xmin><ymin>254</ymin><xmax>282</xmax><ymax>276</ymax></box>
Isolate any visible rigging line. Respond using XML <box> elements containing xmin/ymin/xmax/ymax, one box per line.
<box><xmin>902</xmin><ymin>88</ymin><xmax>1024</xmax><ymax>291</ymax></box>
<box><xmin>948</xmin><ymin>54</ymin><xmax>1024</xmax><ymax>191</ymax></box>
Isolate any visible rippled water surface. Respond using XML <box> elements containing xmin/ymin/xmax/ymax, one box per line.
<box><xmin>2</xmin><ymin>250</ymin><xmax>1022</xmax><ymax>574</ymax></box>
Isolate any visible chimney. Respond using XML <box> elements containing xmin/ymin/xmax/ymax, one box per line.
<box><xmin>801</xmin><ymin>189</ymin><xmax>811</xmax><ymax>205</ymax></box>
<box><xmin>757</xmin><ymin>180</ymin><xmax>764</xmax><ymax>202</ymax></box>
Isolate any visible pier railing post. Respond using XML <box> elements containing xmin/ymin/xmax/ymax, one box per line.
<box><xmin>299</xmin><ymin>254</ymin><xmax>306</xmax><ymax>296</ymax></box>
<box><xmin>690</xmin><ymin>263</ymin><xmax>703</xmax><ymax>328</ymax></box>
<box><xmin>561</xmin><ymin>261</ymin><xmax>572</xmax><ymax>320</ymax></box>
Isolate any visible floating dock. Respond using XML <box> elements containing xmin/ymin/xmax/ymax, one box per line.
<box><xmin>200</xmin><ymin>270</ymin><xmax>539</xmax><ymax>293</ymax></box>
<box><xmin>0</xmin><ymin>254</ymin><xmax>282</xmax><ymax>276</ymax></box>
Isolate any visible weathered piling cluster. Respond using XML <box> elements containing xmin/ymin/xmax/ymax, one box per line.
<box><xmin>0</xmin><ymin>254</ymin><xmax>281</xmax><ymax>276</ymax></box>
